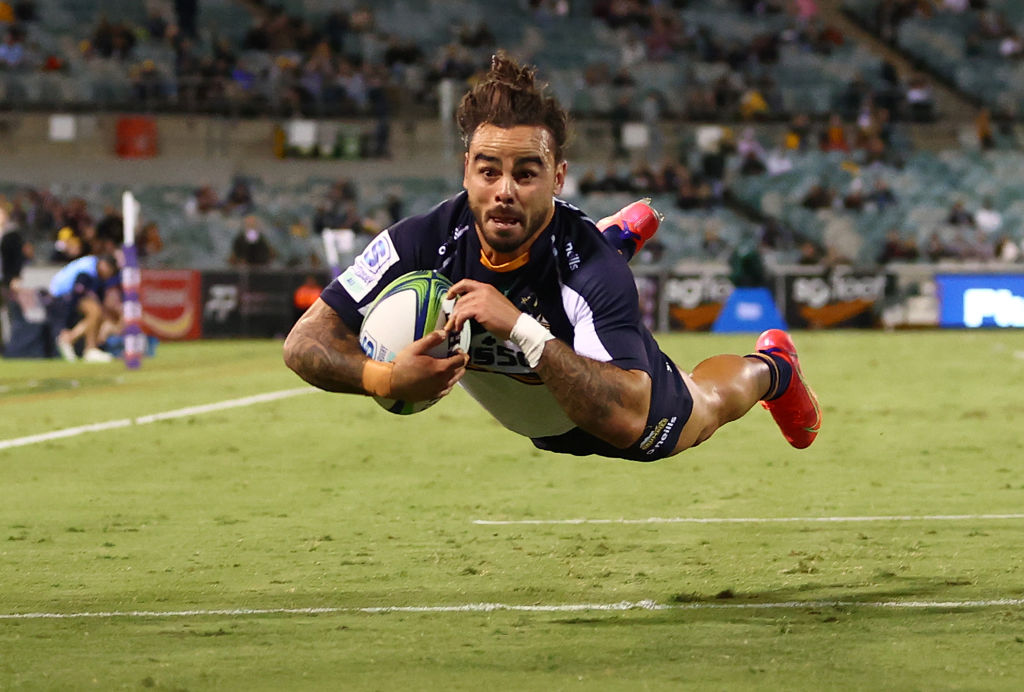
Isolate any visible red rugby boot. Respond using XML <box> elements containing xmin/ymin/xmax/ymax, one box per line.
<box><xmin>597</xmin><ymin>198</ymin><xmax>664</xmax><ymax>259</ymax></box>
<box><xmin>755</xmin><ymin>329</ymin><xmax>821</xmax><ymax>449</ymax></box>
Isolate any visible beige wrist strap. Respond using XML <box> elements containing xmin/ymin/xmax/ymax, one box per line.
<box><xmin>361</xmin><ymin>360</ymin><xmax>394</xmax><ymax>397</ymax></box>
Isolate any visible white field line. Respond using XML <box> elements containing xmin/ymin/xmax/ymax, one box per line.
<box><xmin>473</xmin><ymin>514</ymin><xmax>1024</xmax><ymax>526</ymax></box>
<box><xmin>0</xmin><ymin>387</ymin><xmax>315</xmax><ymax>451</ymax></box>
<box><xmin>4</xmin><ymin>598</ymin><xmax>1024</xmax><ymax>620</ymax></box>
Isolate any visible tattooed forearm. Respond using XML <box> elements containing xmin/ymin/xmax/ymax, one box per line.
<box><xmin>535</xmin><ymin>339</ymin><xmax>624</xmax><ymax>423</ymax></box>
<box><xmin>283</xmin><ymin>299</ymin><xmax>368</xmax><ymax>394</ymax></box>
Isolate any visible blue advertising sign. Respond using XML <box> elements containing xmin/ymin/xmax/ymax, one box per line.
<box><xmin>935</xmin><ymin>274</ymin><xmax>1024</xmax><ymax>328</ymax></box>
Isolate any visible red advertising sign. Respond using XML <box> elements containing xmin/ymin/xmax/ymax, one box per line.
<box><xmin>139</xmin><ymin>269</ymin><xmax>202</xmax><ymax>340</ymax></box>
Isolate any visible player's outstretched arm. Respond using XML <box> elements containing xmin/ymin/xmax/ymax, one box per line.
<box><xmin>283</xmin><ymin>298</ymin><xmax>468</xmax><ymax>400</ymax></box>
<box><xmin>446</xmin><ymin>280</ymin><xmax>650</xmax><ymax>449</ymax></box>
<box><xmin>283</xmin><ymin>298</ymin><xmax>372</xmax><ymax>394</ymax></box>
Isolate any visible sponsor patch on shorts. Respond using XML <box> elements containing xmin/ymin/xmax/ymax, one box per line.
<box><xmin>339</xmin><ymin>231</ymin><xmax>399</xmax><ymax>302</ymax></box>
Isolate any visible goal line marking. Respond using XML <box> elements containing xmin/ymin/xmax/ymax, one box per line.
<box><xmin>4</xmin><ymin>598</ymin><xmax>1024</xmax><ymax>620</ymax></box>
<box><xmin>473</xmin><ymin>514</ymin><xmax>1024</xmax><ymax>526</ymax></box>
<box><xmin>0</xmin><ymin>387</ymin><xmax>315</xmax><ymax>451</ymax></box>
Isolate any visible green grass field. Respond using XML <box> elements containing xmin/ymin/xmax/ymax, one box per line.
<box><xmin>2</xmin><ymin>331</ymin><xmax>1024</xmax><ymax>690</ymax></box>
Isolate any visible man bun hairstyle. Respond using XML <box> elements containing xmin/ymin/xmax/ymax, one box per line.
<box><xmin>456</xmin><ymin>52</ymin><xmax>569</xmax><ymax>162</ymax></box>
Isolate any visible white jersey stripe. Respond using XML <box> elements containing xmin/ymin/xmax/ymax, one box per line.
<box><xmin>560</xmin><ymin>282</ymin><xmax>612</xmax><ymax>362</ymax></box>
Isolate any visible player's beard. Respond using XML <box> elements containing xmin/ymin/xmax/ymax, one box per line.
<box><xmin>474</xmin><ymin>207</ymin><xmax>543</xmax><ymax>255</ymax></box>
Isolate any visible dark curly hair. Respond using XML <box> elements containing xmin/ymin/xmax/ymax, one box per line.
<box><xmin>456</xmin><ymin>52</ymin><xmax>570</xmax><ymax>162</ymax></box>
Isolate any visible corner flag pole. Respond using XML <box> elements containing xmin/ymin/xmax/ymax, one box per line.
<box><xmin>121</xmin><ymin>191</ymin><xmax>144</xmax><ymax>370</ymax></box>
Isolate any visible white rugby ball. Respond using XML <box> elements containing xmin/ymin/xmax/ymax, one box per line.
<box><xmin>358</xmin><ymin>270</ymin><xmax>471</xmax><ymax>415</ymax></box>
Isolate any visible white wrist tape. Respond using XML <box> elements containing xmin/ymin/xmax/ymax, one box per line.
<box><xmin>510</xmin><ymin>313</ymin><xmax>555</xmax><ymax>368</ymax></box>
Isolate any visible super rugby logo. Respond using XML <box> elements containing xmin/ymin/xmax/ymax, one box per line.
<box><xmin>342</xmin><ymin>232</ymin><xmax>400</xmax><ymax>302</ymax></box>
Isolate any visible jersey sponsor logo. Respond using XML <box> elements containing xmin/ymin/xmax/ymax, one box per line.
<box><xmin>565</xmin><ymin>241</ymin><xmax>581</xmax><ymax>271</ymax></box>
<box><xmin>340</xmin><ymin>231</ymin><xmax>399</xmax><ymax>301</ymax></box>
<box><xmin>639</xmin><ymin>415</ymin><xmax>678</xmax><ymax>455</ymax></box>
<box><xmin>467</xmin><ymin>333</ymin><xmax>543</xmax><ymax>384</ymax></box>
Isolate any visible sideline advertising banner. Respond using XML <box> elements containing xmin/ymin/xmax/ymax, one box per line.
<box><xmin>935</xmin><ymin>274</ymin><xmax>1024</xmax><ymax>328</ymax></box>
<box><xmin>139</xmin><ymin>269</ymin><xmax>202</xmax><ymax>340</ymax></box>
<box><xmin>783</xmin><ymin>269</ymin><xmax>892</xmax><ymax>329</ymax></box>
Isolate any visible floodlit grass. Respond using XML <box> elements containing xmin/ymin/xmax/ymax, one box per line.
<box><xmin>2</xmin><ymin>332</ymin><xmax>1023</xmax><ymax>690</ymax></box>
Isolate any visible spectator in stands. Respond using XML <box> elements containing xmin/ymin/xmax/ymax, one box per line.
<box><xmin>1</xmin><ymin>205</ymin><xmax>32</xmax><ymax>290</ymax></box>
<box><xmin>842</xmin><ymin>178</ymin><xmax>866</xmax><ymax>211</ymax></box>
<box><xmin>229</xmin><ymin>215</ymin><xmax>275</xmax><ymax>267</ymax></box>
<box><xmin>877</xmin><ymin>228</ymin><xmax>919</xmax><ymax>264</ymax></box>
<box><xmin>223</xmin><ymin>177</ymin><xmax>254</xmax><ymax>215</ymax></box>
<box><xmin>868</xmin><ymin>179</ymin><xmax>898</xmax><ymax>209</ymax></box>
<box><xmin>975</xmin><ymin>197</ymin><xmax>1002</xmax><ymax>235</ymax></box>
<box><xmin>820</xmin><ymin>113</ymin><xmax>851</xmax><ymax>152</ymax></box>
<box><xmin>91</xmin><ymin>17</ymin><xmax>136</xmax><ymax>61</ymax></box>
<box><xmin>994</xmin><ymin>235</ymin><xmax>1021</xmax><ymax>263</ymax></box>
<box><xmin>904</xmin><ymin>75</ymin><xmax>935</xmax><ymax>122</ymax></box>
<box><xmin>136</xmin><ymin>221</ymin><xmax>164</xmax><ymax>264</ymax></box>
<box><xmin>797</xmin><ymin>240</ymin><xmax>825</xmax><ymax>265</ymax></box>
<box><xmin>0</xmin><ymin>25</ymin><xmax>24</xmax><ymax>68</ymax></box>
<box><xmin>185</xmin><ymin>185</ymin><xmax>221</xmax><ymax>217</ymax></box>
<box><xmin>946</xmin><ymin>199</ymin><xmax>974</xmax><ymax>227</ymax></box>
<box><xmin>785</xmin><ymin>113</ymin><xmax>812</xmax><ymax>151</ymax></box>
<box><xmin>49</xmin><ymin>253</ymin><xmax>120</xmax><ymax>362</ymax></box>
<box><xmin>801</xmin><ymin>183</ymin><xmax>834</xmax><ymax>210</ymax></box>
<box><xmin>924</xmin><ymin>231</ymin><xmax>957</xmax><ymax>262</ymax></box>
<box><xmin>737</xmin><ymin>128</ymin><xmax>767</xmax><ymax>176</ymax></box>
<box><xmin>975</xmin><ymin>108</ymin><xmax>995</xmax><ymax>150</ymax></box>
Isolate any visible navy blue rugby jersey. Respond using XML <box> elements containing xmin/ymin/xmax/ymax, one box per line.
<box><xmin>320</xmin><ymin>191</ymin><xmax>687</xmax><ymax>458</ymax></box>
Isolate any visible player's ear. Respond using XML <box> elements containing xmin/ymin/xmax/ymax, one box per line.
<box><xmin>462</xmin><ymin>151</ymin><xmax>470</xmax><ymax>189</ymax></box>
<box><xmin>552</xmin><ymin>160</ymin><xmax>567</xmax><ymax>196</ymax></box>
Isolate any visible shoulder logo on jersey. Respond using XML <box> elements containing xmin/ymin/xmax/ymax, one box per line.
<box><xmin>439</xmin><ymin>223</ymin><xmax>470</xmax><ymax>256</ymax></box>
<box><xmin>339</xmin><ymin>231</ymin><xmax>399</xmax><ymax>302</ymax></box>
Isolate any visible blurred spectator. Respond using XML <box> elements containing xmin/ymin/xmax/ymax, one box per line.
<box><xmin>946</xmin><ymin>200</ymin><xmax>974</xmax><ymax>226</ymax></box>
<box><xmin>0</xmin><ymin>25</ymin><xmax>24</xmax><ymax>68</ymax></box>
<box><xmin>136</xmin><ymin>221</ymin><xmax>164</xmax><ymax>263</ymax></box>
<box><xmin>924</xmin><ymin>231</ymin><xmax>957</xmax><ymax>262</ymax></box>
<box><xmin>801</xmin><ymin>183</ymin><xmax>834</xmax><ymax>209</ymax></box>
<box><xmin>796</xmin><ymin>239</ymin><xmax>825</xmax><ymax>265</ymax></box>
<box><xmin>91</xmin><ymin>17</ymin><xmax>136</xmax><ymax>61</ymax></box>
<box><xmin>820</xmin><ymin>113</ymin><xmax>851</xmax><ymax>152</ymax></box>
<box><xmin>185</xmin><ymin>185</ymin><xmax>221</xmax><ymax>217</ymax></box>
<box><xmin>230</xmin><ymin>215</ymin><xmax>275</xmax><ymax>267</ymax></box>
<box><xmin>905</xmin><ymin>75</ymin><xmax>934</xmax><ymax>121</ymax></box>
<box><xmin>1</xmin><ymin>205</ymin><xmax>32</xmax><ymax>289</ymax></box>
<box><xmin>223</xmin><ymin>177</ymin><xmax>254</xmax><ymax>215</ymax></box>
<box><xmin>737</xmin><ymin>127</ymin><xmax>767</xmax><ymax>175</ymax></box>
<box><xmin>976</xmin><ymin>108</ymin><xmax>995</xmax><ymax>150</ymax></box>
<box><xmin>994</xmin><ymin>235</ymin><xmax>1021</xmax><ymax>263</ymax></box>
<box><xmin>843</xmin><ymin>178</ymin><xmax>866</xmax><ymax>211</ymax></box>
<box><xmin>975</xmin><ymin>197</ymin><xmax>1002</xmax><ymax>235</ymax></box>
<box><xmin>877</xmin><ymin>228</ymin><xmax>919</xmax><ymax>264</ymax></box>
<box><xmin>868</xmin><ymin>179</ymin><xmax>897</xmax><ymax>209</ymax></box>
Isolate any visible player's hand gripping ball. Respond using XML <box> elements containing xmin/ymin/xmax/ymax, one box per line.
<box><xmin>358</xmin><ymin>270</ymin><xmax>471</xmax><ymax>414</ymax></box>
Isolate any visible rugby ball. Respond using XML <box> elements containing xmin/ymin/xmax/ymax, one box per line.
<box><xmin>358</xmin><ymin>270</ymin><xmax>471</xmax><ymax>415</ymax></box>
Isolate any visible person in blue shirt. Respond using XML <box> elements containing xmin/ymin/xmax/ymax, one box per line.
<box><xmin>283</xmin><ymin>53</ymin><xmax>820</xmax><ymax>460</ymax></box>
<box><xmin>48</xmin><ymin>253</ymin><xmax>121</xmax><ymax>362</ymax></box>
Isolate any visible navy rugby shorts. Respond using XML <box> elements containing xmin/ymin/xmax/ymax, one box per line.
<box><xmin>530</xmin><ymin>355</ymin><xmax>693</xmax><ymax>461</ymax></box>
